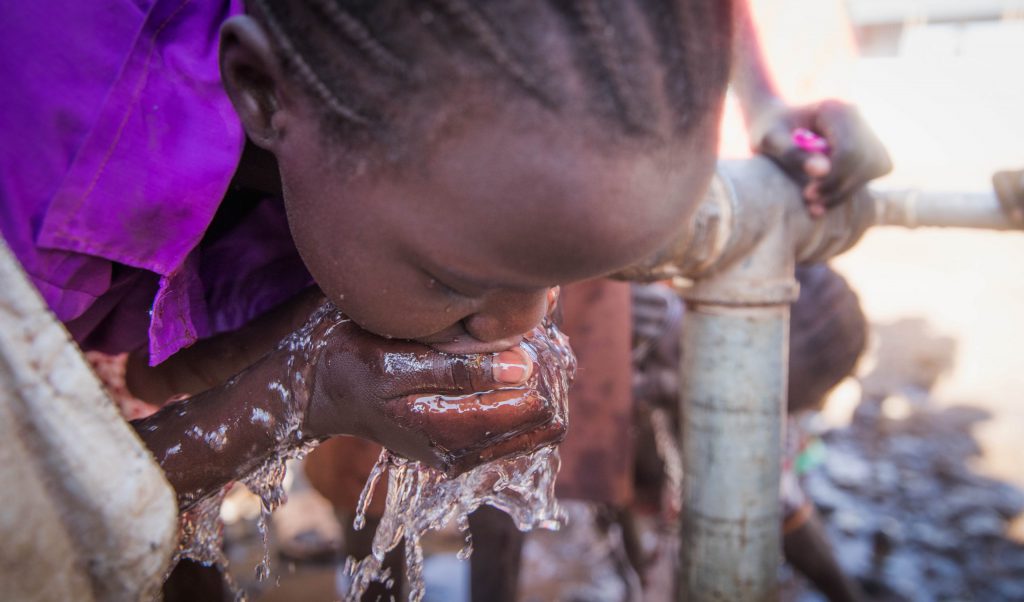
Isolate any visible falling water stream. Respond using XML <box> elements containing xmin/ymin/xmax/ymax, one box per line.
<box><xmin>172</xmin><ymin>304</ymin><xmax>575</xmax><ymax>602</ymax></box>
<box><xmin>344</xmin><ymin>320</ymin><xmax>575</xmax><ymax>602</ymax></box>
<box><xmin>173</xmin><ymin>302</ymin><xmax>345</xmax><ymax>598</ymax></box>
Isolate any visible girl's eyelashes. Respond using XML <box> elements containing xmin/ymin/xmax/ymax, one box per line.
<box><xmin>425</xmin><ymin>273</ymin><xmax>468</xmax><ymax>299</ymax></box>
<box><xmin>421</xmin><ymin>265</ymin><xmax>495</xmax><ymax>300</ymax></box>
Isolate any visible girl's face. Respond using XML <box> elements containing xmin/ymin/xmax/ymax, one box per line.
<box><xmin>275</xmin><ymin>100</ymin><xmax>718</xmax><ymax>353</ymax></box>
<box><xmin>221</xmin><ymin>16</ymin><xmax>720</xmax><ymax>353</ymax></box>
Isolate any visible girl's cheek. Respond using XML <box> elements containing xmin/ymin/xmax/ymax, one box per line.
<box><xmin>339</xmin><ymin>297</ymin><xmax>458</xmax><ymax>341</ymax></box>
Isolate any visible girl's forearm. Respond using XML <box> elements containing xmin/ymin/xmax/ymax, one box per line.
<box><xmin>126</xmin><ymin>287</ymin><xmax>326</xmax><ymax>405</ymax></box>
<box><xmin>132</xmin><ymin>346</ymin><xmax>306</xmax><ymax>509</ymax></box>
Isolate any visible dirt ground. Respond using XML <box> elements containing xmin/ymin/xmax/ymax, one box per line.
<box><xmin>833</xmin><ymin>227</ymin><xmax>1024</xmax><ymax>517</ymax></box>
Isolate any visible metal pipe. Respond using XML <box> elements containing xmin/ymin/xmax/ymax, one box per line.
<box><xmin>679</xmin><ymin>303</ymin><xmax>789</xmax><ymax>601</ymax></box>
<box><xmin>674</xmin><ymin>159</ymin><xmax>802</xmax><ymax>602</ymax></box>
<box><xmin>873</xmin><ymin>189</ymin><xmax>1013</xmax><ymax>230</ymax></box>
<box><xmin>616</xmin><ymin>157</ymin><xmax>1023</xmax><ymax>601</ymax></box>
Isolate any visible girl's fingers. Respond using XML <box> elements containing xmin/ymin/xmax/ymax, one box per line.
<box><xmin>386</xmin><ymin>387</ymin><xmax>554</xmax><ymax>455</ymax></box>
<box><xmin>760</xmin><ymin>126</ymin><xmax>836</xmax><ymax>213</ymax></box>
<box><xmin>546</xmin><ymin>286</ymin><xmax>561</xmax><ymax>317</ymax></box>
<box><xmin>763</xmin><ymin>133</ymin><xmax>814</xmax><ymax>184</ymax></box>
<box><xmin>377</xmin><ymin>345</ymin><xmax>534</xmax><ymax>399</ymax></box>
<box><xmin>444</xmin><ymin>416</ymin><xmax>566</xmax><ymax>477</ymax></box>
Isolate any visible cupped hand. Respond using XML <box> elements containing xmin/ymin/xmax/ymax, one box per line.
<box><xmin>301</xmin><ymin>310</ymin><xmax>564</xmax><ymax>475</ymax></box>
<box><xmin>752</xmin><ymin>99</ymin><xmax>892</xmax><ymax>216</ymax></box>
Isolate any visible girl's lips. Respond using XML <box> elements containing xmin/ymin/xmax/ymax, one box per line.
<box><xmin>423</xmin><ymin>334</ymin><xmax>525</xmax><ymax>355</ymax></box>
<box><xmin>414</xmin><ymin>321</ymin><xmax>527</xmax><ymax>355</ymax></box>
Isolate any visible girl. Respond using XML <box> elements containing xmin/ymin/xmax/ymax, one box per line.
<box><xmin>0</xmin><ymin>0</ymin><xmax>732</xmax><ymax>507</ymax></box>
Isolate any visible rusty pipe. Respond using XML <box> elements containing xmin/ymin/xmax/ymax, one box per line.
<box><xmin>618</xmin><ymin>157</ymin><xmax>1022</xmax><ymax>602</ymax></box>
<box><xmin>671</xmin><ymin>159</ymin><xmax>809</xmax><ymax>602</ymax></box>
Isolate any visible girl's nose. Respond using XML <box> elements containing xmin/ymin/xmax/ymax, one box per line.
<box><xmin>462</xmin><ymin>288</ymin><xmax>553</xmax><ymax>344</ymax></box>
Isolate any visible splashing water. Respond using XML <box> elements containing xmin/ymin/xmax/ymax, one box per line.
<box><xmin>240</xmin><ymin>441</ymin><xmax>321</xmax><ymax>582</ymax></box>
<box><xmin>171</xmin><ymin>305</ymin><xmax>575</xmax><ymax>602</ymax></box>
<box><xmin>174</xmin><ymin>303</ymin><xmax>348</xmax><ymax>589</ymax></box>
<box><xmin>344</xmin><ymin>321</ymin><xmax>576</xmax><ymax>602</ymax></box>
<box><xmin>177</xmin><ymin>487</ymin><xmax>229</xmax><ymax>570</ymax></box>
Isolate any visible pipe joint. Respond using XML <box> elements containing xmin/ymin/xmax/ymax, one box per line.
<box><xmin>621</xmin><ymin>157</ymin><xmax>877</xmax><ymax>287</ymax></box>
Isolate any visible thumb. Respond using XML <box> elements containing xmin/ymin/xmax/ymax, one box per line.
<box><xmin>377</xmin><ymin>345</ymin><xmax>534</xmax><ymax>399</ymax></box>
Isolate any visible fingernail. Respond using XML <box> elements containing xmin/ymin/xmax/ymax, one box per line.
<box><xmin>493</xmin><ymin>348</ymin><xmax>533</xmax><ymax>384</ymax></box>
<box><xmin>804</xmin><ymin>154</ymin><xmax>831</xmax><ymax>178</ymax></box>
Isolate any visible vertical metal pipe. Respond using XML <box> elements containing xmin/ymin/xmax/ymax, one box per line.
<box><xmin>673</xmin><ymin>160</ymin><xmax>801</xmax><ymax>602</ymax></box>
<box><xmin>679</xmin><ymin>302</ymin><xmax>788</xmax><ymax>602</ymax></box>
<box><xmin>655</xmin><ymin>158</ymin><xmax>1021</xmax><ymax>601</ymax></box>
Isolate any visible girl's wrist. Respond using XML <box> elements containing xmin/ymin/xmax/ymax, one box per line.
<box><xmin>278</xmin><ymin>300</ymin><xmax>358</xmax><ymax>443</ymax></box>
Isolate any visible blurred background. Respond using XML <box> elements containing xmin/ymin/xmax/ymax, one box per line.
<box><xmin>725</xmin><ymin>0</ymin><xmax>1024</xmax><ymax>511</ymax></box>
<box><xmin>728</xmin><ymin>1</ymin><xmax>1024</xmax><ymax>598</ymax></box>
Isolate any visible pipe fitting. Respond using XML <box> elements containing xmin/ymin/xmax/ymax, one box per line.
<box><xmin>616</xmin><ymin>157</ymin><xmax>1022</xmax><ymax>602</ymax></box>
<box><xmin>620</xmin><ymin>157</ymin><xmax>878</xmax><ymax>602</ymax></box>
<box><xmin>619</xmin><ymin>157</ymin><xmax>877</xmax><ymax>288</ymax></box>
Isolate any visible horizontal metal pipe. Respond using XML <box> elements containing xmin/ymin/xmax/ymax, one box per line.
<box><xmin>873</xmin><ymin>189</ymin><xmax>1012</xmax><ymax>230</ymax></box>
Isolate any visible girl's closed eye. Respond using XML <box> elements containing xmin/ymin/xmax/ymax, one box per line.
<box><xmin>427</xmin><ymin>276</ymin><xmax>462</xmax><ymax>298</ymax></box>
<box><xmin>424</xmin><ymin>267</ymin><xmax>490</xmax><ymax>300</ymax></box>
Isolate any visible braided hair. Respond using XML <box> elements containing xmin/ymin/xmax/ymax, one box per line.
<box><xmin>249</xmin><ymin>0</ymin><xmax>731</xmax><ymax>144</ymax></box>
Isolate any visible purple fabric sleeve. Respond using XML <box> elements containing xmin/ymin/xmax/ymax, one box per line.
<box><xmin>0</xmin><ymin>0</ymin><xmax>311</xmax><ymax>364</ymax></box>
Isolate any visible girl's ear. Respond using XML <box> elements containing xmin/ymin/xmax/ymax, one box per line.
<box><xmin>219</xmin><ymin>15</ymin><xmax>291</xmax><ymax>151</ymax></box>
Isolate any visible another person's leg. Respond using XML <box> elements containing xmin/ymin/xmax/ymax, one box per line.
<box><xmin>784</xmin><ymin>264</ymin><xmax>868</xmax><ymax>602</ymax></box>
<box><xmin>468</xmin><ymin>506</ymin><xmax>526</xmax><ymax>602</ymax></box>
<box><xmin>783</xmin><ymin>506</ymin><xmax>864</xmax><ymax>602</ymax></box>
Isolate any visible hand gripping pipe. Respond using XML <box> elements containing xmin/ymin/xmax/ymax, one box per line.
<box><xmin>618</xmin><ymin>156</ymin><xmax>1022</xmax><ymax>602</ymax></box>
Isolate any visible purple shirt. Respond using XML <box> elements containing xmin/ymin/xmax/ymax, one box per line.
<box><xmin>0</xmin><ymin>1</ymin><xmax>311</xmax><ymax>364</ymax></box>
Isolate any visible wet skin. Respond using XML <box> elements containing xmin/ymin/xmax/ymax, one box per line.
<box><xmin>135</xmin><ymin>306</ymin><xmax>559</xmax><ymax>507</ymax></box>
<box><xmin>219</xmin><ymin>15</ymin><xmax>717</xmax><ymax>352</ymax></box>
<box><xmin>132</xmin><ymin>14</ymin><xmax>720</xmax><ymax>508</ymax></box>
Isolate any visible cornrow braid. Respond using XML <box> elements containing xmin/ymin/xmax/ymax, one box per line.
<box><xmin>255</xmin><ymin>0</ymin><xmax>732</xmax><ymax>141</ymax></box>
<box><xmin>428</xmin><ymin>0</ymin><xmax>553</xmax><ymax>106</ymax></box>
<box><xmin>251</xmin><ymin>0</ymin><xmax>369</xmax><ymax>125</ymax></box>
<box><xmin>569</xmin><ymin>0</ymin><xmax>649</xmax><ymax>133</ymax></box>
<box><xmin>636</xmin><ymin>0</ymin><xmax>697</xmax><ymax>132</ymax></box>
<box><xmin>307</xmin><ymin>0</ymin><xmax>410</xmax><ymax>76</ymax></box>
